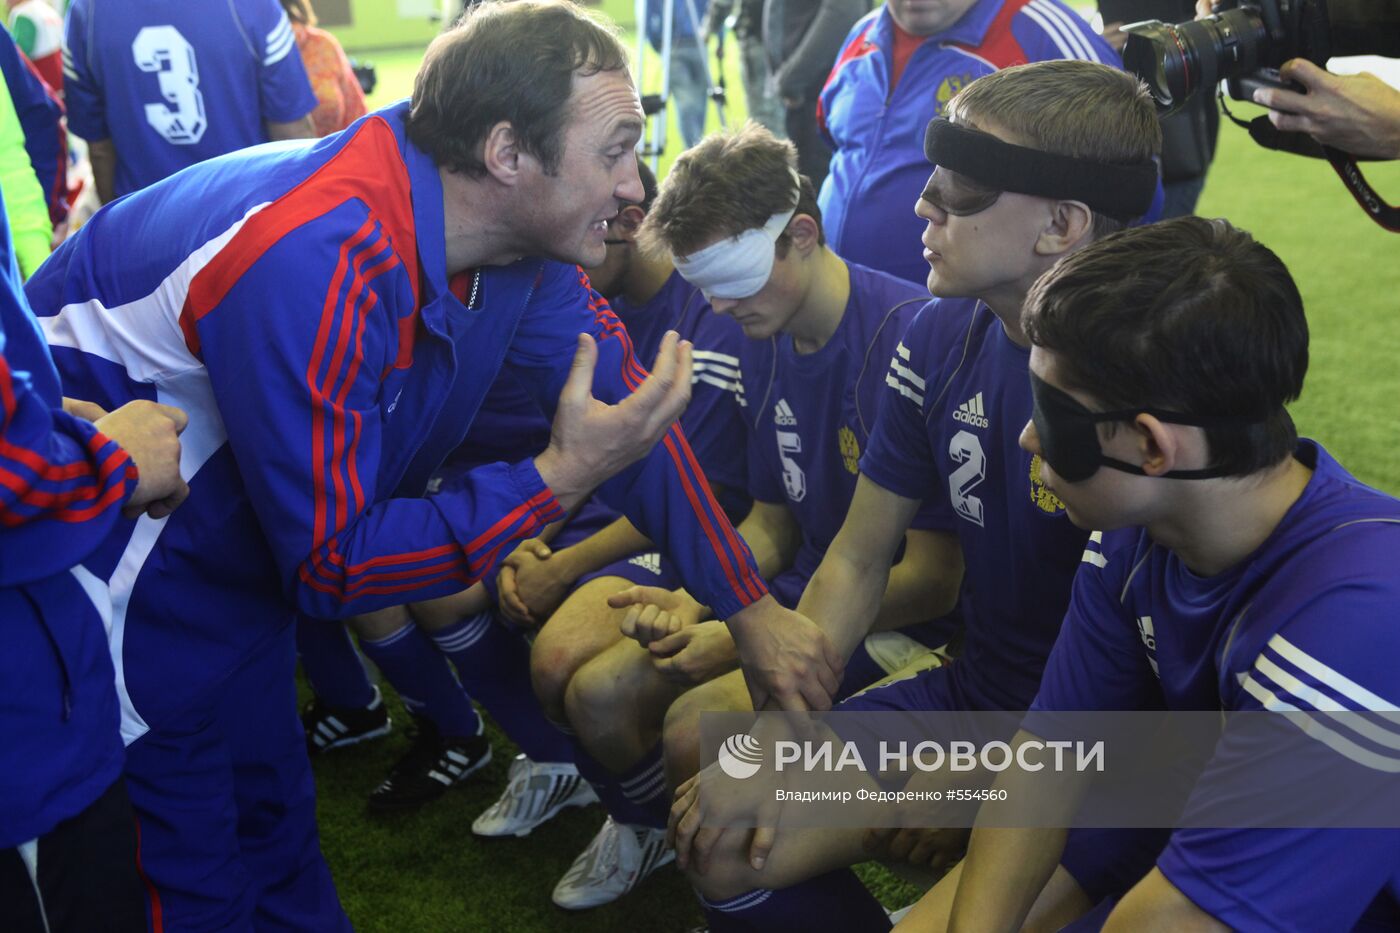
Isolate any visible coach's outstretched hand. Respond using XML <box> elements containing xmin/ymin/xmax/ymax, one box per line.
<box><xmin>94</xmin><ymin>399</ymin><xmax>191</xmax><ymax>520</ymax></box>
<box><xmin>535</xmin><ymin>330</ymin><xmax>693</xmax><ymax>512</ymax></box>
<box><xmin>728</xmin><ymin>597</ymin><xmax>846</xmax><ymax>713</ymax></box>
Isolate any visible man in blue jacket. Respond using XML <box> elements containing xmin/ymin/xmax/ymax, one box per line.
<box><xmin>0</xmin><ymin>188</ymin><xmax>188</xmax><ymax>932</ymax></box>
<box><xmin>26</xmin><ymin>2</ymin><xmax>831</xmax><ymax>928</ymax></box>
<box><xmin>818</xmin><ymin>0</ymin><xmax>1117</xmax><ymax>284</ymax></box>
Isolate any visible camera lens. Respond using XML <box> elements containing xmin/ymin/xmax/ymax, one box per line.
<box><xmin>1123</xmin><ymin>9</ymin><xmax>1270</xmax><ymax>113</ymax></box>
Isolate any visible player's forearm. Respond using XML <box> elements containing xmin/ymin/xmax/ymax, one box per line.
<box><xmin>950</xmin><ymin>826</ymin><xmax>1068</xmax><ymax>933</ymax></box>
<box><xmin>551</xmin><ymin>515</ymin><xmax>654</xmax><ymax>581</ymax></box>
<box><xmin>872</xmin><ymin>544</ymin><xmax>962</xmax><ymax>634</ymax></box>
<box><xmin>88</xmin><ymin>139</ymin><xmax>117</xmax><ymax>205</ymax></box>
<box><xmin>796</xmin><ymin>550</ymin><xmax>887</xmax><ymax>659</ymax></box>
<box><xmin>950</xmin><ymin>730</ymin><xmax>1085</xmax><ymax>933</ymax></box>
<box><xmin>735</xmin><ymin>510</ymin><xmax>798</xmax><ymax>580</ymax></box>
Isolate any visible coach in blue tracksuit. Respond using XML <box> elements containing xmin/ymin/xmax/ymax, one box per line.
<box><xmin>25</xmin><ymin>2</ymin><xmax>832</xmax><ymax>929</ymax></box>
<box><xmin>0</xmin><ymin>191</ymin><xmax>187</xmax><ymax>931</ymax></box>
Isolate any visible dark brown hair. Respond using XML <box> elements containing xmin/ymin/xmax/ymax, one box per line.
<box><xmin>405</xmin><ymin>0</ymin><xmax>629</xmax><ymax>177</ymax></box>
<box><xmin>1023</xmin><ymin>217</ymin><xmax>1307</xmax><ymax>476</ymax></box>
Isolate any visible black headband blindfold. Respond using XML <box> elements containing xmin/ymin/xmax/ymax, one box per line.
<box><xmin>1029</xmin><ymin>372</ymin><xmax>1264</xmax><ymax>482</ymax></box>
<box><xmin>924</xmin><ymin>119</ymin><xmax>1159</xmax><ymax>222</ymax></box>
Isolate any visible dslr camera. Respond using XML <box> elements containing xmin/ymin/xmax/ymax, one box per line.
<box><xmin>1121</xmin><ymin>0</ymin><xmax>1398</xmax><ymax>114</ymax></box>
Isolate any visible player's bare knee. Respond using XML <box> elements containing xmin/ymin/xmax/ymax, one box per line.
<box><xmin>685</xmin><ymin>851</ymin><xmax>768</xmax><ymax>902</ymax></box>
<box><xmin>528</xmin><ymin>636</ymin><xmax>575</xmax><ymax>719</ymax></box>
<box><xmin>347</xmin><ymin>605</ymin><xmax>411</xmax><ymax>641</ymax></box>
<box><xmin>562</xmin><ymin>655</ymin><xmax>624</xmax><ymax>736</ymax></box>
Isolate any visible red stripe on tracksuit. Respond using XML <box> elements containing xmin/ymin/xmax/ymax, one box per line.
<box><xmin>583</xmin><ymin>277</ymin><xmax>767</xmax><ymax>607</ymax></box>
<box><xmin>305</xmin><ymin>219</ymin><xmax>377</xmax><ymax>551</ymax></box>
<box><xmin>180</xmin><ymin>116</ymin><xmax>420</xmax><ymax>357</ymax></box>
<box><xmin>133</xmin><ymin>815</ymin><xmax>164</xmax><ymax>933</ymax></box>
<box><xmin>0</xmin><ymin>357</ymin><xmax>134</xmax><ymax>523</ymax></box>
<box><xmin>818</xmin><ymin>21</ymin><xmax>878</xmax><ymax>139</ymax></box>
<box><xmin>301</xmin><ymin>227</ymin><xmax>414</xmax><ymax>594</ymax></box>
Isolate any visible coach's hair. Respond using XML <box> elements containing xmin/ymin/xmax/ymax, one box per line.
<box><xmin>640</xmin><ymin>121</ymin><xmax>823</xmax><ymax>259</ymax></box>
<box><xmin>405</xmin><ymin>0</ymin><xmax>629</xmax><ymax>178</ymax></box>
<box><xmin>279</xmin><ymin>0</ymin><xmax>315</xmax><ymax>26</ymax></box>
<box><xmin>947</xmin><ymin>60</ymin><xmax>1162</xmax><ymax>240</ymax></box>
<box><xmin>1023</xmin><ymin>217</ymin><xmax>1307</xmax><ymax>477</ymax></box>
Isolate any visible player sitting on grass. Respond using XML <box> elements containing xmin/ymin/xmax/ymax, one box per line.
<box><xmin>534</xmin><ymin>121</ymin><xmax>961</xmax><ymax>910</ymax></box>
<box><xmin>902</xmin><ymin>217</ymin><xmax>1400</xmax><ymax>932</ymax></box>
<box><xmin>662</xmin><ymin>60</ymin><xmax>1161</xmax><ymax>933</ymax></box>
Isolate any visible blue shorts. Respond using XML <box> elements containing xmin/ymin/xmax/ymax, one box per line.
<box><xmin>1060</xmin><ymin>828</ymin><xmax>1170</xmax><ymax>904</ymax></box>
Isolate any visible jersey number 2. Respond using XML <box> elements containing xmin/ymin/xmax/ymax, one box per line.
<box><xmin>949</xmin><ymin>429</ymin><xmax>986</xmax><ymax>527</ymax></box>
<box><xmin>132</xmin><ymin>26</ymin><xmax>207</xmax><ymax>145</ymax></box>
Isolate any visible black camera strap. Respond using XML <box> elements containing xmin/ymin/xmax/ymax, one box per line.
<box><xmin>1221</xmin><ymin>94</ymin><xmax>1400</xmax><ymax>233</ymax></box>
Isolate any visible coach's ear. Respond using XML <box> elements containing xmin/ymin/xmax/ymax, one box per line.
<box><xmin>1036</xmin><ymin>200</ymin><xmax>1094</xmax><ymax>257</ymax></box>
<box><xmin>481</xmin><ymin>121</ymin><xmax>522</xmax><ymax>184</ymax></box>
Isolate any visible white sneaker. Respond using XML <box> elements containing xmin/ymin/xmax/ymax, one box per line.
<box><xmin>551</xmin><ymin>816</ymin><xmax>675</xmax><ymax>910</ymax></box>
<box><xmin>471</xmin><ymin>754</ymin><xmax>598</xmax><ymax>838</ymax></box>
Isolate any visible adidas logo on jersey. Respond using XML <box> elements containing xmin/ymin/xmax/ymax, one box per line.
<box><xmin>1137</xmin><ymin>615</ymin><xmax>1161</xmax><ymax>677</ymax></box>
<box><xmin>627</xmin><ymin>553</ymin><xmax>662</xmax><ymax>576</ymax></box>
<box><xmin>774</xmin><ymin>399</ymin><xmax>797</xmax><ymax>426</ymax></box>
<box><xmin>953</xmin><ymin>392</ymin><xmax>988</xmax><ymax>428</ymax></box>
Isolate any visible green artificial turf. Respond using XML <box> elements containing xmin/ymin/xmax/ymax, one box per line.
<box><xmin>321</xmin><ymin>7</ymin><xmax>1400</xmax><ymax>929</ymax></box>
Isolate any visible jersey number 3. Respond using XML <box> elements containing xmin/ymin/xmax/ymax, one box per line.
<box><xmin>133</xmin><ymin>26</ymin><xmax>207</xmax><ymax>145</ymax></box>
<box><xmin>949</xmin><ymin>429</ymin><xmax>986</xmax><ymax>527</ymax></box>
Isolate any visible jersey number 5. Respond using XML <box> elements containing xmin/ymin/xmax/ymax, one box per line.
<box><xmin>949</xmin><ymin>429</ymin><xmax>986</xmax><ymax>527</ymax></box>
<box><xmin>777</xmin><ymin>430</ymin><xmax>807</xmax><ymax>502</ymax></box>
<box><xmin>132</xmin><ymin>26</ymin><xmax>207</xmax><ymax>145</ymax></box>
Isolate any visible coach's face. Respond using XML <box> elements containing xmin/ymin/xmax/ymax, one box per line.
<box><xmin>887</xmin><ymin>0</ymin><xmax>981</xmax><ymax>36</ymax></box>
<box><xmin>524</xmin><ymin>68</ymin><xmax>646</xmax><ymax>268</ymax></box>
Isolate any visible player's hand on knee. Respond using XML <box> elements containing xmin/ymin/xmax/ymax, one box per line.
<box><xmin>535</xmin><ymin>331</ymin><xmax>693</xmax><ymax>509</ymax></box>
<box><xmin>650</xmin><ymin>620</ymin><xmax>740</xmax><ymax>685</ymax></box>
<box><xmin>96</xmin><ymin>400</ymin><xmax>190</xmax><ymax>519</ymax></box>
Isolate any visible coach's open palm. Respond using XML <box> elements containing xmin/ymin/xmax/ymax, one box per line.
<box><xmin>534</xmin><ymin>331</ymin><xmax>692</xmax><ymax>511</ymax></box>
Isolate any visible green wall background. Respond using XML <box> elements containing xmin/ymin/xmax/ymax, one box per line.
<box><xmin>325</xmin><ymin>0</ymin><xmax>441</xmax><ymax>53</ymax></box>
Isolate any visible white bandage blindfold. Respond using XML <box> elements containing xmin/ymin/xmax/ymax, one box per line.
<box><xmin>673</xmin><ymin>207</ymin><xmax>796</xmax><ymax>300</ymax></box>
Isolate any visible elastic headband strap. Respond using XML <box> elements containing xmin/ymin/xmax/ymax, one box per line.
<box><xmin>924</xmin><ymin>119</ymin><xmax>1159</xmax><ymax>221</ymax></box>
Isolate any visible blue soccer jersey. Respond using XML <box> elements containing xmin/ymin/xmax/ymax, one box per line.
<box><xmin>860</xmin><ymin>299</ymin><xmax>1088</xmax><ymax>710</ymax></box>
<box><xmin>740</xmin><ymin>263</ymin><xmax>938</xmax><ymax>583</ymax></box>
<box><xmin>1034</xmin><ymin>440</ymin><xmax>1400</xmax><ymax>931</ymax></box>
<box><xmin>611</xmin><ymin>268</ymin><xmax>748</xmax><ymax>502</ymax></box>
<box><xmin>62</xmin><ymin>0</ymin><xmax>316</xmax><ymax>196</ymax></box>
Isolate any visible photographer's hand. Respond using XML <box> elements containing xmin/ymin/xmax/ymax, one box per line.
<box><xmin>1254</xmin><ymin>60</ymin><xmax>1400</xmax><ymax>160</ymax></box>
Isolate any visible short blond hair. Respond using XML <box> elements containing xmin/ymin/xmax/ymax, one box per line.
<box><xmin>948</xmin><ymin>60</ymin><xmax>1162</xmax><ymax>238</ymax></box>
<box><xmin>641</xmin><ymin>121</ymin><xmax>823</xmax><ymax>259</ymax></box>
